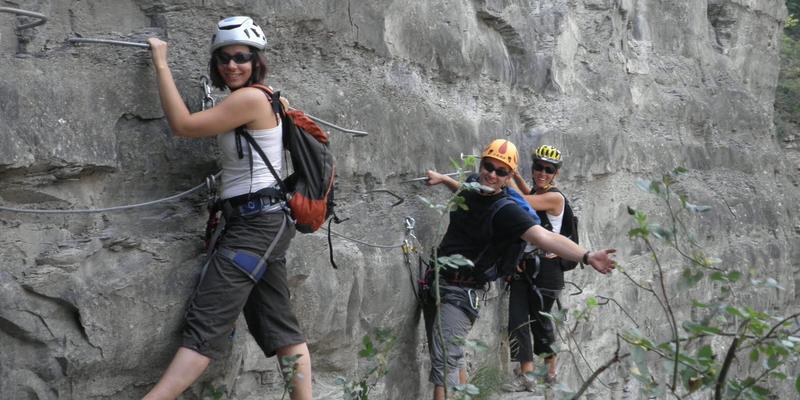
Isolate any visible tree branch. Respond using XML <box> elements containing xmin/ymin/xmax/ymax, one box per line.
<box><xmin>571</xmin><ymin>335</ymin><xmax>629</xmax><ymax>399</ymax></box>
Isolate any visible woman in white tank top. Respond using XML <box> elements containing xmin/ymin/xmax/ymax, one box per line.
<box><xmin>142</xmin><ymin>17</ymin><xmax>312</xmax><ymax>400</ymax></box>
<box><xmin>504</xmin><ymin>145</ymin><xmax>568</xmax><ymax>391</ymax></box>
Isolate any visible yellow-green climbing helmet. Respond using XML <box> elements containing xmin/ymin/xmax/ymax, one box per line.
<box><xmin>533</xmin><ymin>145</ymin><xmax>562</xmax><ymax>167</ymax></box>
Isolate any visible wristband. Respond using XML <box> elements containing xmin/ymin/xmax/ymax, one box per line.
<box><xmin>581</xmin><ymin>251</ymin><xmax>590</xmax><ymax>264</ymax></box>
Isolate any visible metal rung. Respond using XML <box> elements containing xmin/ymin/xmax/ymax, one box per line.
<box><xmin>0</xmin><ymin>7</ymin><xmax>48</xmax><ymax>30</ymax></box>
<box><xmin>68</xmin><ymin>37</ymin><xmax>150</xmax><ymax>49</ymax></box>
<box><xmin>302</xmin><ymin>113</ymin><xmax>369</xmax><ymax>137</ymax></box>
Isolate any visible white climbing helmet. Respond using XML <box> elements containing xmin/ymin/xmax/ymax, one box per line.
<box><xmin>210</xmin><ymin>16</ymin><xmax>267</xmax><ymax>53</ymax></box>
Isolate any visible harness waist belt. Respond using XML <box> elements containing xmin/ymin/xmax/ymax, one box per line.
<box><xmin>220</xmin><ymin>189</ymin><xmax>285</xmax><ymax>219</ymax></box>
<box><xmin>225</xmin><ymin>187</ymin><xmax>283</xmax><ymax>207</ymax></box>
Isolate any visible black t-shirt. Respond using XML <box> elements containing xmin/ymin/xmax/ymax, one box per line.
<box><xmin>438</xmin><ymin>189</ymin><xmax>537</xmax><ymax>263</ymax></box>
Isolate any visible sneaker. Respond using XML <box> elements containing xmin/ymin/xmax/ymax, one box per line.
<box><xmin>502</xmin><ymin>374</ymin><xmax>535</xmax><ymax>392</ymax></box>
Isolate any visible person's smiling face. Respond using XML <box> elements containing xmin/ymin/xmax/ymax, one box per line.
<box><xmin>215</xmin><ymin>45</ymin><xmax>254</xmax><ymax>90</ymax></box>
<box><xmin>479</xmin><ymin>157</ymin><xmax>512</xmax><ymax>192</ymax></box>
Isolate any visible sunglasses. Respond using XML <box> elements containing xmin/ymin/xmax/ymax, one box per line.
<box><xmin>215</xmin><ymin>52</ymin><xmax>255</xmax><ymax>65</ymax></box>
<box><xmin>533</xmin><ymin>163</ymin><xmax>557</xmax><ymax>174</ymax></box>
<box><xmin>482</xmin><ymin>161</ymin><xmax>511</xmax><ymax>177</ymax></box>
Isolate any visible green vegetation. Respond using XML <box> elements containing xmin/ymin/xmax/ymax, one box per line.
<box><xmin>335</xmin><ymin>328</ymin><xmax>397</xmax><ymax>400</ymax></box>
<box><xmin>543</xmin><ymin>168</ymin><xmax>800</xmax><ymax>399</ymax></box>
<box><xmin>775</xmin><ymin>0</ymin><xmax>800</xmax><ymax>139</ymax></box>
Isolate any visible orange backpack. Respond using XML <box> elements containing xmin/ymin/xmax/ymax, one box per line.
<box><xmin>236</xmin><ymin>84</ymin><xmax>336</xmax><ymax>233</ymax></box>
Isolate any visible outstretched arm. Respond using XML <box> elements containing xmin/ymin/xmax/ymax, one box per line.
<box><xmin>521</xmin><ymin>225</ymin><xmax>616</xmax><ymax>274</ymax></box>
<box><xmin>147</xmin><ymin>38</ymin><xmax>269</xmax><ymax>138</ymax></box>
<box><xmin>425</xmin><ymin>170</ymin><xmax>461</xmax><ymax>192</ymax></box>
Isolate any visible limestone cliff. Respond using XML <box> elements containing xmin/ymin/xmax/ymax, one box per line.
<box><xmin>1</xmin><ymin>0</ymin><xmax>796</xmax><ymax>399</ymax></box>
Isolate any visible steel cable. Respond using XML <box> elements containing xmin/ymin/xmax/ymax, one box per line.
<box><xmin>0</xmin><ymin>180</ymin><xmax>208</xmax><ymax>214</ymax></box>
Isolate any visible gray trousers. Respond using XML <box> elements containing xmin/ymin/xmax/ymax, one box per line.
<box><xmin>422</xmin><ymin>285</ymin><xmax>479</xmax><ymax>387</ymax></box>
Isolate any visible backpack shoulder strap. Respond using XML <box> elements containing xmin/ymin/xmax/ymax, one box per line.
<box><xmin>236</xmin><ymin>127</ymin><xmax>289</xmax><ymax>197</ymax></box>
<box><xmin>248</xmin><ymin>83</ymin><xmax>284</xmax><ymax>117</ymax></box>
<box><xmin>482</xmin><ymin>196</ymin><xmax>516</xmax><ymax>239</ymax></box>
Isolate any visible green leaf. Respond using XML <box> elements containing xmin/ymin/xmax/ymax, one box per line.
<box><xmin>650</xmin><ymin>180</ymin><xmax>663</xmax><ymax>194</ymax></box>
<box><xmin>765</xmin><ymin>278</ymin><xmax>785</xmax><ymax>290</ymax></box>
<box><xmin>692</xmin><ymin>300</ymin><xmax>710</xmax><ymax>308</ymax></box>
<box><xmin>750</xmin><ymin>349</ymin><xmax>760</xmax><ymax>363</ymax></box>
<box><xmin>767</xmin><ymin>355</ymin><xmax>780</xmax><ymax>369</ymax></box>
<box><xmin>726</xmin><ymin>270</ymin><xmax>742</xmax><ymax>282</ymax></box>
<box><xmin>672</xmin><ymin>166</ymin><xmax>688</xmax><ymax>175</ymax></box>
<box><xmin>631</xmin><ymin>345</ymin><xmax>650</xmax><ymax>377</ymax></box>
<box><xmin>649</xmin><ymin>223</ymin><xmax>673</xmax><ymax>240</ymax></box>
<box><xmin>359</xmin><ymin>335</ymin><xmax>375</xmax><ymax>358</ymax></box>
<box><xmin>463</xmin><ymin>155</ymin><xmax>478</xmax><ymax>168</ymax></box>
<box><xmin>628</xmin><ymin>227</ymin><xmax>650</xmax><ymax>238</ymax></box>
<box><xmin>724</xmin><ymin>306</ymin><xmax>746</xmax><ymax>318</ymax></box>
<box><xmin>795</xmin><ymin>375</ymin><xmax>800</xmax><ymax>395</ymax></box>
<box><xmin>699</xmin><ymin>256</ymin><xmax>722</xmax><ymax>267</ymax></box>
<box><xmin>679</xmin><ymin>268</ymin><xmax>704</xmax><ymax>290</ymax></box>
<box><xmin>464</xmin><ymin>339</ymin><xmax>489</xmax><ymax>352</ymax></box>
<box><xmin>464</xmin><ymin>384</ymin><xmax>480</xmax><ymax>395</ymax></box>
<box><xmin>771</xmin><ymin>371</ymin><xmax>787</xmax><ymax>380</ymax></box>
<box><xmin>436</xmin><ymin>254</ymin><xmax>474</xmax><ymax>269</ymax></box>
<box><xmin>697</xmin><ymin>345</ymin><xmax>714</xmax><ymax>360</ymax></box>
<box><xmin>751</xmin><ymin>385</ymin><xmax>770</xmax><ymax>396</ymax></box>
<box><xmin>586</xmin><ymin>297</ymin><xmax>599</xmax><ymax>308</ymax></box>
<box><xmin>683</xmin><ymin>321</ymin><xmax>722</xmax><ymax>335</ymax></box>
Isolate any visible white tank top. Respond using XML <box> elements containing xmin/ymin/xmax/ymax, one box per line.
<box><xmin>525</xmin><ymin>192</ymin><xmax>565</xmax><ymax>253</ymax></box>
<box><xmin>217</xmin><ymin>122</ymin><xmax>283</xmax><ymax>200</ymax></box>
<box><xmin>545</xmin><ymin>192</ymin><xmax>566</xmax><ymax>235</ymax></box>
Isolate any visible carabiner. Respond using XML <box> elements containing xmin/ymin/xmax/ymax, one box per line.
<box><xmin>200</xmin><ymin>76</ymin><xmax>215</xmax><ymax>110</ymax></box>
<box><xmin>468</xmin><ymin>289</ymin><xmax>480</xmax><ymax>310</ymax></box>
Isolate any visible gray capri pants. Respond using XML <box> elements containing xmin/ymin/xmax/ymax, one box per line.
<box><xmin>423</xmin><ymin>284</ymin><xmax>481</xmax><ymax>387</ymax></box>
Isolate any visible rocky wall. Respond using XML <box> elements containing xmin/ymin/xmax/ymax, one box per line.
<box><xmin>1</xmin><ymin>0</ymin><xmax>797</xmax><ymax>399</ymax></box>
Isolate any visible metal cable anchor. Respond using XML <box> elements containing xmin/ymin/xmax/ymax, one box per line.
<box><xmin>402</xmin><ymin>216</ymin><xmax>418</xmax><ymax>257</ymax></box>
<box><xmin>0</xmin><ymin>7</ymin><xmax>48</xmax><ymax>30</ymax></box>
<box><xmin>68</xmin><ymin>37</ymin><xmax>150</xmax><ymax>49</ymax></box>
<box><xmin>364</xmin><ymin>189</ymin><xmax>404</xmax><ymax>207</ymax></box>
<box><xmin>290</xmin><ymin>110</ymin><xmax>369</xmax><ymax>137</ymax></box>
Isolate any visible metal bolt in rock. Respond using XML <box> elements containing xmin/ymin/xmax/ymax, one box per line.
<box><xmin>0</xmin><ymin>7</ymin><xmax>48</xmax><ymax>30</ymax></box>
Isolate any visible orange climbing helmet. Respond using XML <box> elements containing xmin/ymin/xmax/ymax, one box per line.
<box><xmin>481</xmin><ymin>139</ymin><xmax>518</xmax><ymax>171</ymax></box>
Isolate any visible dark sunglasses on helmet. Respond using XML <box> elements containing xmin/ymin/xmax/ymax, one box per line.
<box><xmin>482</xmin><ymin>161</ymin><xmax>511</xmax><ymax>177</ymax></box>
<box><xmin>533</xmin><ymin>163</ymin><xmax>557</xmax><ymax>174</ymax></box>
<box><xmin>215</xmin><ymin>52</ymin><xmax>255</xmax><ymax>65</ymax></box>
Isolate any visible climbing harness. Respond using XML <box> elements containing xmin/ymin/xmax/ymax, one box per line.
<box><xmin>0</xmin><ymin>173</ymin><xmax>219</xmax><ymax>214</ymax></box>
<box><xmin>216</xmin><ymin>209</ymin><xmax>288</xmax><ymax>281</ymax></box>
<box><xmin>67</xmin><ymin>37</ymin><xmax>150</xmax><ymax>49</ymax></box>
<box><xmin>0</xmin><ymin>7</ymin><xmax>48</xmax><ymax>30</ymax></box>
<box><xmin>200</xmin><ymin>76</ymin><xmax>215</xmax><ymax>110</ymax></box>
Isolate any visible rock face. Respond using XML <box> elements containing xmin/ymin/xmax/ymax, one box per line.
<box><xmin>1</xmin><ymin>1</ymin><xmax>797</xmax><ymax>399</ymax></box>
